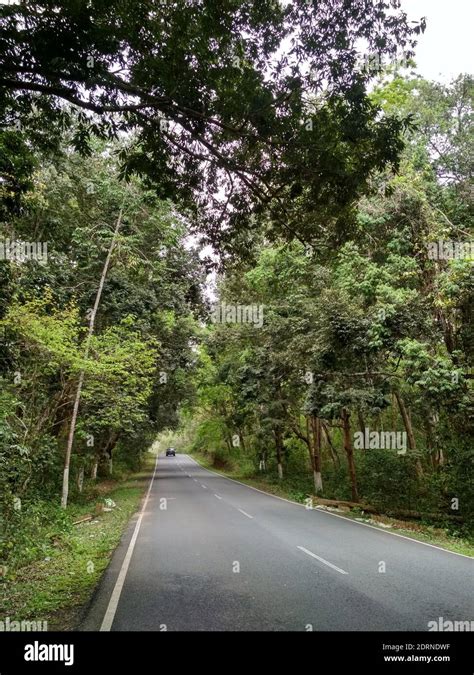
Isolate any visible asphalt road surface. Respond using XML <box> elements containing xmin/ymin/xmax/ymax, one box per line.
<box><xmin>82</xmin><ymin>453</ymin><xmax>474</xmax><ymax>631</ymax></box>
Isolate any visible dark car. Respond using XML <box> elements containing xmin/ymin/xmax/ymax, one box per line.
<box><xmin>166</xmin><ymin>447</ymin><xmax>176</xmax><ymax>457</ymax></box>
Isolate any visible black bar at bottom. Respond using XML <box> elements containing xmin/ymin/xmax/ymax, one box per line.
<box><xmin>0</xmin><ymin>631</ymin><xmax>472</xmax><ymax>674</ymax></box>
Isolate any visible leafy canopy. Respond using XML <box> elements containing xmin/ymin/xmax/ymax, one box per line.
<box><xmin>1</xmin><ymin>0</ymin><xmax>425</xmax><ymax>246</ymax></box>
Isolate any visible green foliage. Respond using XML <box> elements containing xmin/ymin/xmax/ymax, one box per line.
<box><xmin>179</xmin><ymin>73</ymin><xmax>473</xmax><ymax>537</ymax></box>
<box><xmin>0</xmin><ymin>0</ymin><xmax>425</xmax><ymax>247</ymax></box>
<box><xmin>0</xmin><ymin>142</ymin><xmax>205</xmax><ymax>571</ymax></box>
<box><xmin>1</xmin><ymin>13</ymin><xmax>473</xmax><ymax>596</ymax></box>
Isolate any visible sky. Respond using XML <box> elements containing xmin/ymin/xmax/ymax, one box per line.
<box><xmin>400</xmin><ymin>0</ymin><xmax>473</xmax><ymax>81</ymax></box>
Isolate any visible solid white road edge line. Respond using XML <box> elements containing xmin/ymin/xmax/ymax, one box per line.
<box><xmin>100</xmin><ymin>454</ymin><xmax>159</xmax><ymax>631</ymax></box>
<box><xmin>297</xmin><ymin>546</ymin><xmax>348</xmax><ymax>575</ymax></box>
<box><xmin>184</xmin><ymin>455</ymin><xmax>473</xmax><ymax>560</ymax></box>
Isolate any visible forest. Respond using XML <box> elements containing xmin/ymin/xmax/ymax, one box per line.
<box><xmin>172</xmin><ymin>72</ymin><xmax>474</xmax><ymax>537</ymax></box>
<box><xmin>0</xmin><ymin>0</ymin><xmax>472</xmax><ymax>626</ymax></box>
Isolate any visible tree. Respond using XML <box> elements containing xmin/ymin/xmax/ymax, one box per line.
<box><xmin>0</xmin><ymin>141</ymin><xmax>205</xmax><ymax>521</ymax></box>
<box><xmin>61</xmin><ymin>194</ymin><xmax>124</xmax><ymax>508</ymax></box>
<box><xmin>1</xmin><ymin>0</ymin><xmax>425</xmax><ymax>246</ymax></box>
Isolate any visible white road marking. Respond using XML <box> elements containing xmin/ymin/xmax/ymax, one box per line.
<box><xmin>201</xmin><ymin>484</ymin><xmax>207</xmax><ymax>489</ymax></box>
<box><xmin>100</xmin><ymin>454</ymin><xmax>159</xmax><ymax>631</ymax></box>
<box><xmin>214</xmin><ymin>494</ymin><xmax>222</xmax><ymax>500</ymax></box>
<box><xmin>297</xmin><ymin>546</ymin><xmax>348</xmax><ymax>575</ymax></box>
<box><xmin>238</xmin><ymin>508</ymin><xmax>253</xmax><ymax>519</ymax></box>
<box><xmin>193</xmin><ymin>479</ymin><xmax>198</xmax><ymax>482</ymax></box>
<box><xmin>186</xmin><ymin>455</ymin><xmax>473</xmax><ymax>560</ymax></box>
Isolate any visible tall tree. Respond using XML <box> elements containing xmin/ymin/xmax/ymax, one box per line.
<box><xmin>1</xmin><ymin>0</ymin><xmax>425</xmax><ymax>246</ymax></box>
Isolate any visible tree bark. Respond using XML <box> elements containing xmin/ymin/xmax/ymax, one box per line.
<box><xmin>91</xmin><ymin>457</ymin><xmax>99</xmax><ymax>480</ymax></box>
<box><xmin>341</xmin><ymin>408</ymin><xmax>359</xmax><ymax>502</ymax></box>
<box><xmin>426</xmin><ymin>409</ymin><xmax>443</xmax><ymax>468</ymax></box>
<box><xmin>274</xmin><ymin>427</ymin><xmax>284</xmax><ymax>479</ymax></box>
<box><xmin>321</xmin><ymin>421</ymin><xmax>340</xmax><ymax>468</ymax></box>
<box><xmin>394</xmin><ymin>391</ymin><xmax>423</xmax><ymax>477</ymax></box>
<box><xmin>104</xmin><ymin>431</ymin><xmax>120</xmax><ymax>477</ymax></box>
<box><xmin>61</xmin><ymin>204</ymin><xmax>125</xmax><ymax>508</ymax></box>
<box><xmin>224</xmin><ymin>432</ymin><xmax>233</xmax><ymax>454</ymax></box>
<box><xmin>77</xmin><ymin>466</ymin><xmax>84</xmax><ymax>493</ymax></box>
<box><xmin>303</xmin><ymin>415</ymin><xmax>314</xmax><ymax>470</ymax></box>
<box><xmin>310</xmin><ymin>415</ymin><xmax>323</xmax><ymax>493</ymax></box>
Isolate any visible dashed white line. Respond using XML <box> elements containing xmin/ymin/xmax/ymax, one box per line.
<box><xmin>201</xmin><ymin>484</ymin><xmax>207</xmax><ymax>489</ymax></box>
<box><xmin>297</xmin><ymin>546</ymin><xmax>348</xmax><ymax>575</ymax></box>
<box><xmin>214</xmin><ymin>494</ymin><xmax>222</xmax><ymax>500</ymax></box>
<box><xmin>237</xmin><ymin>508</ymin><xmax>253</xmax><ymax>519</ymax></box>
<box><xmin>186</xmin><ymin>455</ymin><xmax>474</xmax><ymax>561</ymax></box>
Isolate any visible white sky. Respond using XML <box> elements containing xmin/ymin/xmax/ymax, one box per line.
<box><xmin>400</xmin><ymin>0</ymin><xmax>473</xmax><ymax>81</ymax></box>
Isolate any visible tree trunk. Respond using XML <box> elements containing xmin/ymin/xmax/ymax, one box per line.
<box><xmin>391</xmin><ymin>392</ymin><xmax>397</xmax><ymax>429</ymax></box>
<box><xmin>321</xmin><ymin>421</ymin><xmax>340</xmax><ymax>469</ymax></box>
<box><xmin>77</xmin><ymin>466</ymin><xmax>84</xmax><ymax>493</ymax></box>
<box><xmin>275</xmin><ymin>427</ymin><xmax>284</xmax><ymax>480</ymax></box>
<box><xmin>91</xmin><ymin>457</ymin><xmax>99</xmax><ymax>480</ymax></box>
<box><xmin>310</xmin><ymin>415</ymin><xmax>323</xmax><ymax>493</ymax></box>
<box><xmin>437</xmin><ymin>308</ymin><xmax>455</xmax><ymax>354</ymax></box>
<box><xmin>61</xmin><ymin>204</ymin><xmax>125</xmax><ymax>508</ymax></box>
<box><xmin>305</xmin><ymin>415</ymin><xmax>314</xmax><ymax>470</ymax></box>
<box><xmin>341</xmin><ymin>408</ymin><xmax>359</xmax><ymax>502</ymax></box>
<box><xmin>426</xmin><ymin>409</ymin><xmax>443</xmax><ymax>468</ymax></box>
<box><xmin>394</xmin><ymin>391</ymin><xmax>423</xmax><ymax>477</ymax></box>
<box><xmin>224</xmin><ymin>432</ymin><xmax>233</xmax><ymax>454</ymax></box>
<box><xmin>313</xmin><ymin>469</ymin><xmax>322</xmax><ymax>493</ymax></box>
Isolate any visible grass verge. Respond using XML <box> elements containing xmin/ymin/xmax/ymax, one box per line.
<box><xmin>190</xmin><ymin>452</ymin><xmax>474</xmax><ymax>558</ymax></box>
<box><xmin>0</xmin><ymin>453</ymin><xmax>155</xmax><ymax>630</ymax></box>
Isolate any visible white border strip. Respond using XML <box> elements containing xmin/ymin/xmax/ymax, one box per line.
<box><xmin>100</xmin><ymin>454</ymin><xmax>159</xmax><ymax>631</ymax></box>
<box><xmin>186</xmin><ymin>455</ymin><xmax>474</xmax><ymax>560</ymax></box>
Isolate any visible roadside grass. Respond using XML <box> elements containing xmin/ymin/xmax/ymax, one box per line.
<box><xmin>190</xmin><ymin>453</ymin><xmax>474</xmax><ymax>558</ymax></box>
<box><xmin>0</xmin><ymin>453</ymin><xmax>155</xmax><ymax>630</ymax></box>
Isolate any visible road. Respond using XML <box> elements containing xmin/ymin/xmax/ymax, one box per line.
<box><xmin>82</xmin><ymin>453</ymin><xmax>474</xmax><ymax>631</ymax></box>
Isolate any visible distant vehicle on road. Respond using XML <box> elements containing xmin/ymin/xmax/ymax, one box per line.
<box><xmin>166</xmin><ymin>447</ymin><xmax>176</xmax><ymax>457</ymax></box>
